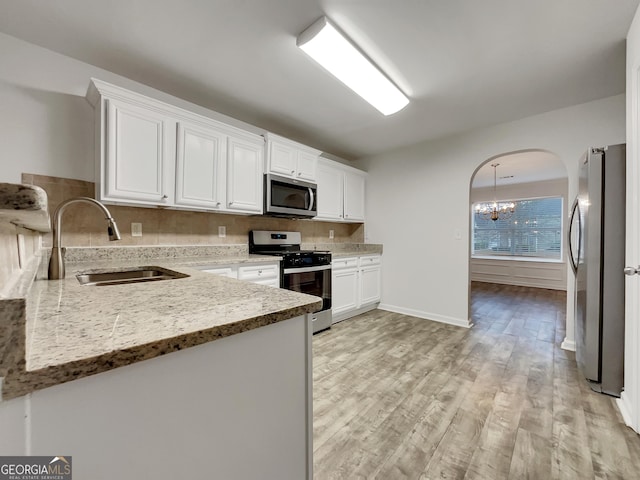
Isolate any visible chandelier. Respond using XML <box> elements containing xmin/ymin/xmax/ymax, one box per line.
<box><xmin>475</xmin><ymin>163</ymin><xmax>515</xmax><ymax>221</ymax></box>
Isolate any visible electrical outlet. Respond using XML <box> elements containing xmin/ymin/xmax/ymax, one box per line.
<box><xmin>329</xmin><ymin>229</ymin><xmax>334</xmax><ymax>239</ymax></box>
<box><xmin>131</xmin><ymin>223</ymin><xmax>142</xmax><ymax>237</ymax></box>
<box><xmin>218</xmin><ymin>226</ymin><xmax>226</xmax><ymax>238</ymax></box>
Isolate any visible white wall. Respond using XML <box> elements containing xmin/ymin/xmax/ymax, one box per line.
<box><xmin>470</xmin><ymin>178</ymin><xmax>568</xmax><ymax>290</ymax></box>
<box><xmin>0</xmin><ymin>32</ymin><xmax>266</xmax><ymax>184</ymax></box>
<box><xmin>362</xmin><ymin>95</ymin><xmax>625</xmax><ymax>333</ymax></box>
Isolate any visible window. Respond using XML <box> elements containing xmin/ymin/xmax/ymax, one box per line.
<box><xmin>472</xmin><ymin>197</ymin><xmax>563</xmax><ymax>260</ymax></box>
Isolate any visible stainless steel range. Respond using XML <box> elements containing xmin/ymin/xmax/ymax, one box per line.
<box><xmin>249</xmin><ymin>230</ymin><xmax>332</xmax><ymax>333</ymax></box>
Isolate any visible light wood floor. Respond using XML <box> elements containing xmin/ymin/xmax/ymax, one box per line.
<box><xmin>312</xmin><ymin>282</ymin><xmax>640</xmax><ymax>479</ymax></box>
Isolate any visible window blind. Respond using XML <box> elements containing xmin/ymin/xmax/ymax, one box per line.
<box><xmin>472</xmin><ymin>197</ymin><xmax>563</xmax><ymax>260</ymax></box>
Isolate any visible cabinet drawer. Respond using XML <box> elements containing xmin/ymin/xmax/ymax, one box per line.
<box><xmin>252</xmin><ymin>278</ymin><xmax>280</xmax><ymax>288</ymax></box>
<box><xmin>359</xmin><ymin>255</ymin><xmax>381</xmax><ymax>267</ymax></box>
<box><xmin>197</xmin><ymin>266</ymin><xmax>237</xmax><ymax>278</ymax></box>
<box><xmin>332</xmin><ymin>257</ymin><xmax>358</xmax><ymax>269</ymax></box>
<box><xmin>238</xmin><ymin>264</ymin><xmax>279</xmax><ymax>281</ymax></box>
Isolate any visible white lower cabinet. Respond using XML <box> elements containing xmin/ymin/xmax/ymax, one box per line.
<box><xmin>360</xmin><ymin>256</ymin><xmax>382</xmax><ymax>305</ymax></box>
<box><xmin>332</xmin><ymin>258</ymin><xmax>359</xmax><ymax>317</ymax></box>
<box><xmin>198</xmin><ymin>262</ymin><xmax>280</xmax><ymax>288</ymax></box>
<box><xmin>331</xmin><ymin>255</ymin><xmax>381</xmax><ymax>323</ymax></box>
<box><xmin>0</xmin><ymin>315</ymin><xmax>312</xmax><ymax>479</ymax></box>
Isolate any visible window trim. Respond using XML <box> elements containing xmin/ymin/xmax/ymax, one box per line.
<box><xmin>471</xmin><ymin>194</ymin><xmax>564</xmax><ymax>262</ymax></box>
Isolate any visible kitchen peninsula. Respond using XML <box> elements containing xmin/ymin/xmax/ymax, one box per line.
<box><xmin>0</xmin><ymin>184</ymin><xmax>322</xmax><ymax>480</ymax></box>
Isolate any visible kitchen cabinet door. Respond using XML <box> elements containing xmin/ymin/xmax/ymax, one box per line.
<box><xmin>296</xmin><ymin>149</ymin><xmax>318</xmax><ymax>182</ymax></box>
<box><xmin>226</xmin><ymin>136</ymin><xmax>264</xmax><ymax>213</ymax></box>
<box><xmin>358</xmin><ymin>257</ymin><xmax>382</xmax><ymax>307</ymax></box>
<box><xmin>175</xmin><ymin>121</ymin><xmax>226</xmax><ymax>209</ymax></box>
<box><xmin>344</xmin><ymin>170</ymin><xmax>366</xmax><ymax>222</ymax></box>
<box><xmin>105</xmin><ymin>98</ymin><xmax>174</xmax><ymax>205</ymax></box>
<box><xmin>264</xmin><ymin>133</ymin><xmax>320</xmax><ymax>181</ymax></box>
<box><xmin>332</xmin><ymin>268</ymin><xmax>359</xmax><ymax>319</ymax></box>
<box><xmin>316</xmin><ymin>161</ymin><xmax>344</xmax><ymax>220</ymax></box>
<box><xmin>268</xmin><ymin>140</ymin><xmax>297</xmax><ymax>177</ymax></box>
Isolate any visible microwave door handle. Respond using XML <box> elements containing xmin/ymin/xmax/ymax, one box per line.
<box><xmin>308</xmin><ymin>187</ymin><xmax>315</xmax><ymax>211</ymax></box>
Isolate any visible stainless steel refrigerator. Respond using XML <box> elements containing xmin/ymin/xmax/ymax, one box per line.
<box><xmin>568</xmin><ymin>144</ymin><xmax>625</xmax><ymax>397</ymax></box>
<box><xmin>568</xmin><ymin>144</ymin><xmax>626</xmax><ymax>397</ymax></box>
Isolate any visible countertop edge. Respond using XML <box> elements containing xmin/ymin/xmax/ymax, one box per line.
<box><xmin>1</xmin><ymin>299</ymin><xmax>320</xmax><ymax>401</ymax></box>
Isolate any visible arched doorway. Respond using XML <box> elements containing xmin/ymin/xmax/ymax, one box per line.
<box><xmin>468</xmin><ymin>149</ymin><xmax>568</xmax><ymax>328</ymax></box>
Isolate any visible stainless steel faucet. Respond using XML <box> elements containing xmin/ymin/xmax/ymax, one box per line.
<box><xmin>48</xmin><ymin>197</ymin><xmax>121</xmax><ymax>280</ymax></box>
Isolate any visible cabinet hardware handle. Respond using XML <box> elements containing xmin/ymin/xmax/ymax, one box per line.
<box><xmin>291</xmin><ymin>170</ymin><xmax>295</xmax><ymax>174</ymax></box>
<box><xmin>162</xmin><ymin>195</ymin><xmax>168</xmax><ymax>200</ymax></box>
<box><xmin>624</xmin><ymin>266</ymin><xmax>640</xmax><ymax>276</ymax></box>
<box><xmin>229</xmin><ymin>201</ymin><xmax>234</xmax><ymax>205</ymax></box>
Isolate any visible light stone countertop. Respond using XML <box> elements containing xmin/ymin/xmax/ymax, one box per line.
<box><xmin>1</xmin><ymin>252</ymin><xmax>321</xmax><ymax>400</ymax></box>
<box><xmin>0</xmin><ymin>183</ymin><xmax>50</xmax><ymax>232</ymax></box>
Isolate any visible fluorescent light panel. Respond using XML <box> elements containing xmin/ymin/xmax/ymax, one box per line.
<box><xmin>297</xmin><ymin>17</ymin><xmax>409</xmax><ymax>116</ymax></box>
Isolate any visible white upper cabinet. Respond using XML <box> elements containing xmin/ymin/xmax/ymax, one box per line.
<box><xmin>268</xmin><ymin>140</ymin><xmax>297</xmax><ymax>177</ymax></box>
<box><xmin>226</xmin><ymin>135</ymin><xmax>264</xmax><ymax>213</ymax></box>
<box><xmin>316</xmin><ymin>158</ymin><xmax>367</xmax><ymax>223</ymax></box>
<box><xmin>344</xmin><ymin>169</ymin><xmax>366</xmax><ymax>222</ymax></box>
<box><xmin>87</xmin><ymin>79</ymin><xmax>265</xmax><ymax>215</ymax></box>
<box><xmin>316</xmin><ymin>161</ymin><xmax>344</xmax><ymax>220</ymax></box>
<box><xmin>175</xmin><ymin>121</ymin><xmax>226</xmax><ymax>209</ymax></box>
<box><xmin>264</xmin><ymin>133</ymin><xmax>320</xmax><ymax>182</ymax></box>
<box><xmin>105</xmin><ymin>97</ymin><xmax>174</xmax><ymax>205</ymax></box>
<box><xmin>296</xmin><ymin>149</ymin><xmax>319</xmax><ymax>181</ymax></box>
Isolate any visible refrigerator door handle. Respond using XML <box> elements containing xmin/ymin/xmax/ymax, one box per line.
<box><xmin>568</xmin><ymin>197</ymin><xmax>581</xmax><ymax>275</ymax></box>
<box><xmin>624</xmin><ymin>266</ymin><xmax>640</xmax><ymax>276</ymax></box>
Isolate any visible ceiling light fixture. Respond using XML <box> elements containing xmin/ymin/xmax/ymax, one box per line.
<box><xmin>296</xmin><ymin>16</ymin><xmax>409</xmax><ymax>116</ymax></box>
<box><xmin>475</xmin><ymin>163</ymin><xmax>515</xmax><ymax>221</ymax></box>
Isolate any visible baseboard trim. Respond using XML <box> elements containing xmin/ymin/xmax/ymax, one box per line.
<box><xmin>378</xmin><ymin>304</ymin><xmax>471</xmax><ymax>328</ymax></box>
<box><xmin>470</xmin><ymin>277</ymin><xmax>567</xmax><ymax>291</ymax></box>
<box><xmin>617</xmin><ymin>392</ymin><xmax>636</xmax><ymax>431</ymax></box>
<box><xmin>332</xmin><ymin>304</ymin><xmax>378</xmax><ymax>324</ymax></box>
<box><xmin>561</xmin><ymin>337</ymin><xmax>576</xmax><ymax>352</ymax></box>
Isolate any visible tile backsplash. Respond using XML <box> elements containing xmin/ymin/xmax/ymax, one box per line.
<box><xmin>22</xmin><ymin>174</ymin><xmax>365</xmax><ymax>248</ymax></box>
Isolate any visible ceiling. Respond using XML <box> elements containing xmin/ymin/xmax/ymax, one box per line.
<box><xmin>0</xmin><ymin>0</ymin><xmax>638</xmax><ymax>160</ymax></box>
<box><xmin>471</xmin><ymin>151</ymin><xmax>567</xmax><ymax>188</ymax></box>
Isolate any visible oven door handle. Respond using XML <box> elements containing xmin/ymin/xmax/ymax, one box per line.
<box><xmin>283</xmin><ymin>265</ymin><xmax>331</xmax><ymax>274</ymax></box>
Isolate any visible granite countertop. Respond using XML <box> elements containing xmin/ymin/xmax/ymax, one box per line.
<box><xmin>0</xmin><ymin>251</ymin><xmax>321</xmax><ymax>400</ymax></box>
<box><xmin>0</xmin><ymin>183</ymin><xmax>50</xmax><ymax>232</ymax></box>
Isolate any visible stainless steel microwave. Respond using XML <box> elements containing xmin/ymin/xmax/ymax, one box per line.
<box><xmin>264</xmin><ymin>173</ymin><xmax>317</xmax><ymax>218</ymax></box>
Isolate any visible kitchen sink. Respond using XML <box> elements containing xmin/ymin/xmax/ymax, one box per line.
<box><xmin>76</xmin><ymin>267</ymin><xmax>189</xmax><ymax>286</ymax></box>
